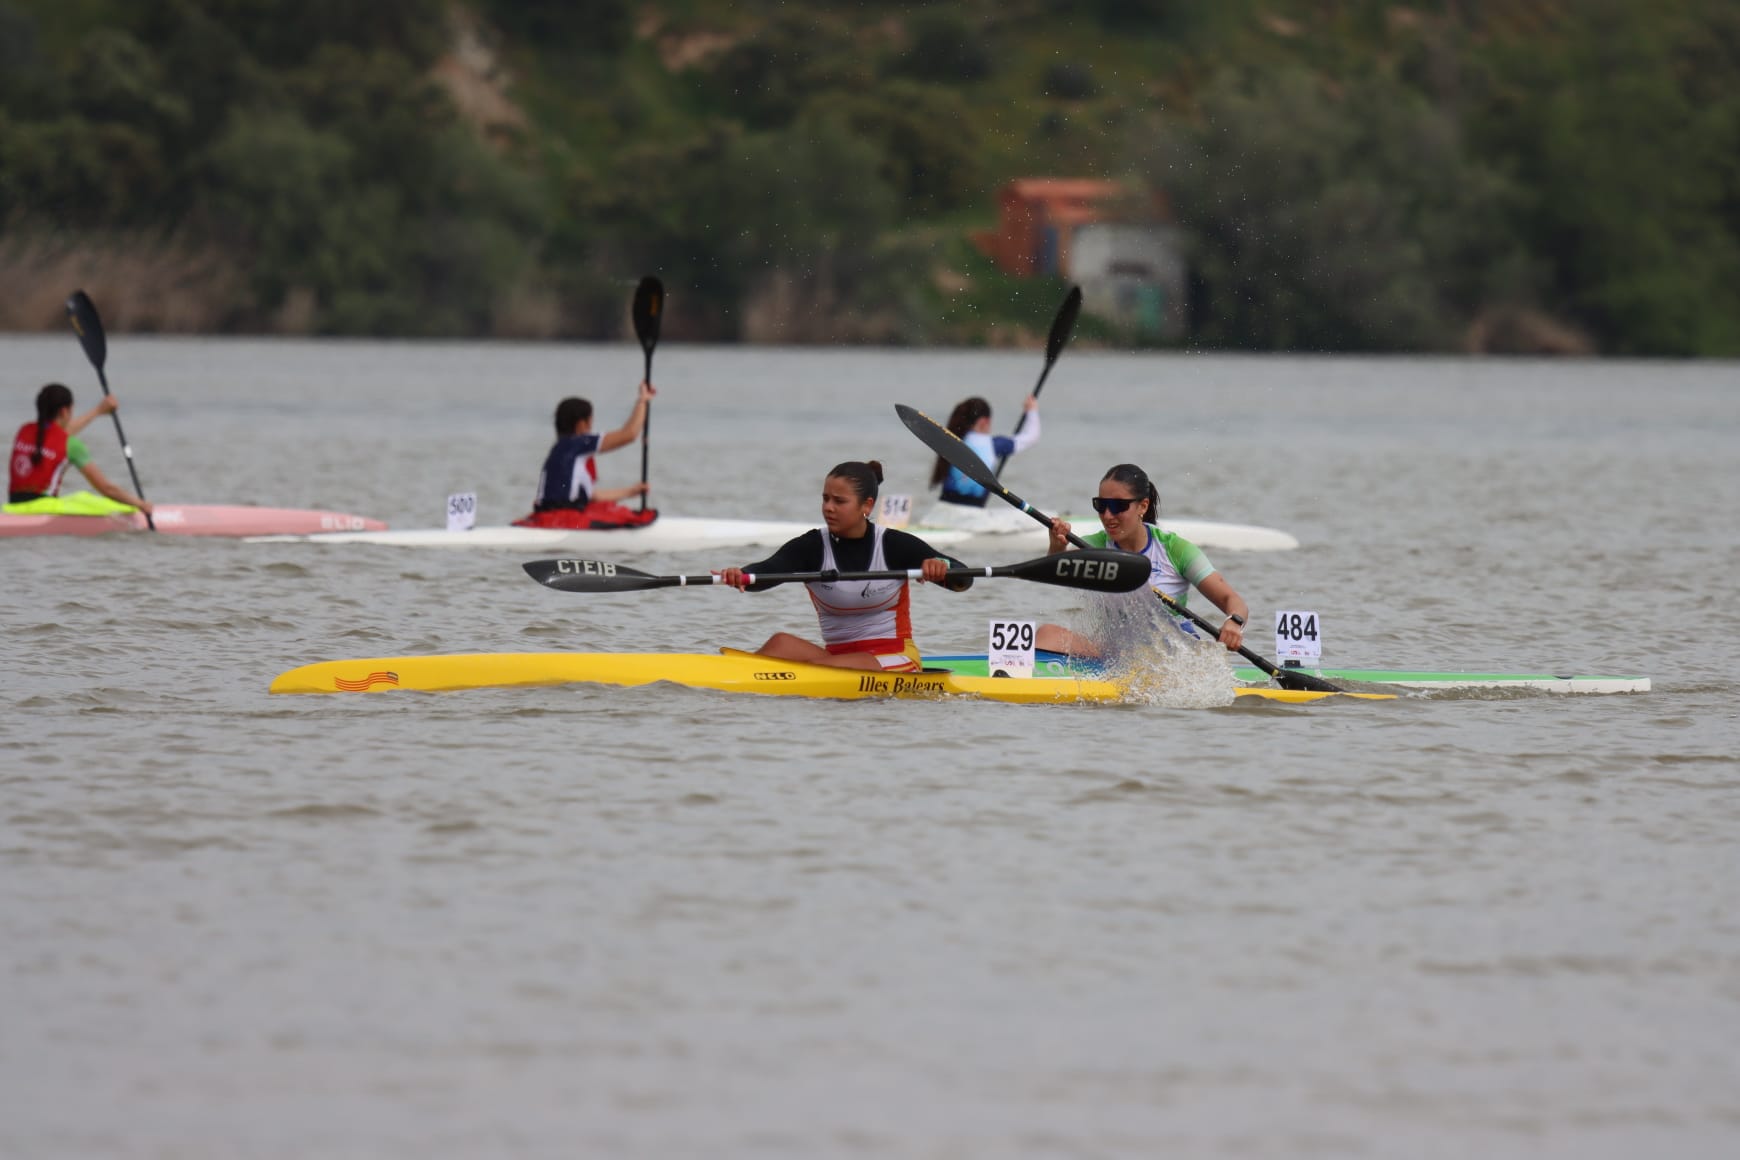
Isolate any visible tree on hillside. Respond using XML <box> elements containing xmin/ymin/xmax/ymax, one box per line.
<box><xmin>1146</xmin><ymin>66</ymin><xmax>1531</xmax><ymax>352</ymax></box>
<box><xmin>1467</xmin><ymin>0</ymin><xmax>1740</xmax><ymax>355</ymax></box>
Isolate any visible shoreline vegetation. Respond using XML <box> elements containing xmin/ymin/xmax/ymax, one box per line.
<box><xmin>2</xmin><ymin>0</ymin><xmax>1735</xmax><ymax>356</ymax></box>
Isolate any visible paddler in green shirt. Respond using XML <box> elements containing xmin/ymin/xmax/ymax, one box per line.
<box><xmin>6</xmin><ymin>383</ymin><xmax>153</xmax><ymax>515</ymax></box>
<box><xmin>1037</xmin><ymin>462</ymin><xmax>1250</xmax><ymax>657</ymax></box>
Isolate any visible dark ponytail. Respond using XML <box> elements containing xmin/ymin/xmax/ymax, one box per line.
<box><xmin>1101</xmin><ymin>463</ymin><xmax>1160</xmax><ymax>522</ymax></box>
<box><xmin>828</xmin><ymin>460</ymin><xmax>883</xmax><ymax>504</ymax></box>
<box><xmin>33</xmin><ymin>383</ymin><xmax>73</xmax><ymax>465</ymax></box>
<box><xmin>931</xmin><ymin>396</ymin><xmax>991</xmax><ymax>488</ymax></box>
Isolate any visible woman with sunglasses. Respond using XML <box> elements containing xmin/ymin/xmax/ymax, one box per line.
<box><xmin>1035</xmin><ymin>463</ymin><xmax>1249</xmax><ymax>657</ymax></box>
<box><xmin>717</xmin><ymin>460</ymin><xmax>973</xmax><ymax>672</ymax></box>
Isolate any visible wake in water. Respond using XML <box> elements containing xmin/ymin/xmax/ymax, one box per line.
<box><xmin>1059</xmin><ymin>593</ymin><xmax>1238</xmax><ymax>708</ymax></box>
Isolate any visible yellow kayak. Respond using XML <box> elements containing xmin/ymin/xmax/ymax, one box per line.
<box><xmin>269</xmin><ymin>649</ymin><xmax>1389</xmax><ymax>704</ymax></box>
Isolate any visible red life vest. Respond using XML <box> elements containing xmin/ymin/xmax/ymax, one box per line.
<box><xmin>10</xmin><ymin>422</ymin><xmax>72</xmax><ymax>499</ymax></box>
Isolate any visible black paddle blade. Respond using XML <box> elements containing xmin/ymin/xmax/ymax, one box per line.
<box><xmin>66</xmin><ymin>290</ymin><xmax>107</xmax><ymax>371</ymax></box>
<box><xmin>523</xmin><ymin>558</ymin><xmax>663</xmax><ymax>592</ymax></box>
<box><xmin>896</xmin><ymin>403</ymin><xmax>1003</xmax><ymax>496</ymax></box>
<box><xmin>1044</xmin><ymin>285</ymin><xmax>1082</xmax><ymax>367</ymax></box>
<box><xmin>1270</xmin><ymin>667</ymin><xmax>1346</xmax><ymax>694</ymax></box>
<box><xmin>999</xmin><ymin>548</ymin><xmax>1151</xmax><ymax>593</ymax></box>
<box><xmin>632</xmin><ymin>276</ymin><xmax>664</xmax><ymax>354</ymax></box>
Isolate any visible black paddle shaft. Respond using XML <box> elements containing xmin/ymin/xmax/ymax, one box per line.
<box><xmin>523</xmin><ymin>547</ymin><xmax>1151</xmax><ymax>595</ymax></box>
<box><xmin>65</xmin><ymin>290</ymin><xmax>154</xmax><ymax>531</ymax></box>
<box><xmin>632</xmin><ymin>276</ymin><xmax>663</xmax><ymax>513</ymax></box>
<box><xmin>996</xmin><ymin>284</ymin><xmax>1082</xmax><ymax>478</ymax></box>
<box><xmin>894</xmin><ymin>403</ymin><xmax>1343</xmax><ymax>693</ymax></box>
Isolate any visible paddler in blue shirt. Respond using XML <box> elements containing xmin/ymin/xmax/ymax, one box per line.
<box><xmin>717</xmin><ymin>459</ymin><xmax>973</xmax><ymax>672</ymax></box>
<box><xmin>514</xmin><ymin>381</ymin><xmax>656</xmax><ymax>529</ymax></box>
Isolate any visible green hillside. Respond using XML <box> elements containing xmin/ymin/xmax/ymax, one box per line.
<box><xmin>2</xmin><ymin>0</ymin><xmax>1737</xmax><ymax>354</ymax></box>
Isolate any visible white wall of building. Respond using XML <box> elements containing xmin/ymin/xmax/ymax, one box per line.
<box><xmin>1070</xmin><ymin>224</ymin><xmax>1188</xmax><ymax>341</ymax></box>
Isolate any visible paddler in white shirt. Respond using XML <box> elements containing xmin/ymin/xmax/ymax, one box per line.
<box><xmin>929</xmin><ymin>393</ymin><xmax>1040</xmax><ymax>508</ymax></box>
<box><xmin>1037</xmin><ymin>462</ymin><xmax>1250</xmax><ymax>658</ymax></box>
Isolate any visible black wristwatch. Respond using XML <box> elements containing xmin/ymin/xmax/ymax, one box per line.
<box><xmin>1227</xmin><ymin>613</ymin><xmax>1247</xmax><ymax>627</ymax></box>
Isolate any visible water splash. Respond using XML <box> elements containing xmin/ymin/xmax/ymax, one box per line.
<box><xmin>1064</xmin><ymin>592</ymin><xmax>1237</xmax><ymax>708</ymax></box>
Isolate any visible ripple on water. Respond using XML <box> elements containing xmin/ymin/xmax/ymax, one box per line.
<box><xmin>2</xmin><ymin>344</ymin><xmax>1736</xmax><ymax>1156</ymax></box>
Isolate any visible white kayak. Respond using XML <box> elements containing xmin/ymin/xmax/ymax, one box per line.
<box><xmin>911</xmin><ymin>500</ymin><xmax>1299</xmax><ymax>552</ymax></box>
<box><xmin>246</xmin><ymin>516</ymin><xmax>974</xmax><ymax>552</ymax></box>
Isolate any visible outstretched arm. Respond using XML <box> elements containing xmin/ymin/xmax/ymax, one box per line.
<box><xmin>993</xmin><ymin>395</ymin><xmax>1041</xmax><ymax>458</ymax></box>
<box><xmin>76</xmin><ymin>462</ymin><xmax>152</xmax><ymax>514</ymax></box>
<box><xmin>598</xmin><ymin>382</ymin><xmax>656</xmax><ymax>453</ymax></box>
<box><xmin>1195</xmin><ymin>572</ymin><xmax>1249</xmax><ymax>651</ymax></box>
<box><xmin>66</xmin><ymin>396</ymin><xmax>118</xmax><ymax>437</ymax></box>
<box><xmin>592</xmin><ymin>482</ymin><xmax>650</xmax><ymax>504</ymax></box>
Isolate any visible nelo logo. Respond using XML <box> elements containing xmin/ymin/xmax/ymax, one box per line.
<box><xmin>753</xmin><ymin>671</ymin><xmax>797</xmax><ymax>681</ymax></box>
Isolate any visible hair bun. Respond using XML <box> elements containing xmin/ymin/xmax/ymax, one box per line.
<box><xmin>866</xmin><ymin>459</ymin><xmax>884</xmax><ymax>482</ymax></box>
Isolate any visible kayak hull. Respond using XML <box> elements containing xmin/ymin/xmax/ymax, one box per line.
<box><xmin>922</xmin><ymin>653</ymin><xmax>1650</xmax><ymax>694</ymax></box>
<box><xmin>0</xmin><ymin>503</ymin><xmax>386</xmax><ymax>538</ymax></box>
<box><xmin>246</xmin><ymin>517</ymin><xmax>970</xmax><ymax>552</ymax></box>
<box><xmin>268</xmin><ymin>650</ymin><xmax>1362</xmax><ymax>704</ymax></box>
<box><xmin>1227</xmin><ymin>664</ymin><xmax>1651</xmax><ymax>695</ymax></box>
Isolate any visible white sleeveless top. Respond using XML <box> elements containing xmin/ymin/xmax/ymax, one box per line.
<box><xmin>807</xmin><ymin>523</ymin><xmax>914</xmax><ymax>650</ymax></box>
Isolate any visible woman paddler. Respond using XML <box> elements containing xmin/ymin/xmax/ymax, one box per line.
<box><xmin>7</xmin><ymin>383</ymin><xmax>153</xmax><ymax>515</ymax></box>
<box><xmin>1037</xmin><ymin>462</ymin><xmax>1249</xmax><ymax>658</ymax></box>
<box><xmin>513</xmin><ymin>381</ymin><xmax>657</xmax><ymax>529</ymax></box>
<box><xmin>717</xmin><ymin>460</ymin><xmax>973</xmax><ymax>672</ymax></box>
<box><xmin>930</xmin><ymin>393</ymin><xmax>1039</xmax><ymax>507</ymax></box>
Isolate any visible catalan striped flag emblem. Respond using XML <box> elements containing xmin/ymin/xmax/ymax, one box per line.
<box><xmin>333</xmin><ymin>671</ymin><xmax>399</xmax><ymax>692</ymax></box>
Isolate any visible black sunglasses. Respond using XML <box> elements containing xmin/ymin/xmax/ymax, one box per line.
<box><xmin>1091</xmin><ymin>496</ymin><xmax>1138</xmax><ymax>515</ymax></box>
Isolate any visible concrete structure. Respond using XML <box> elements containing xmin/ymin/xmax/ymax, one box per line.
<box><xmin>1071</xmin><ymin>223</ymin><xmax>1188</xmax><ymax>341</ymax></box>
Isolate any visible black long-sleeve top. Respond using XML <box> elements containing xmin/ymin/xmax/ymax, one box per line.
<box><xmin>739</xmin><ymin>525</ymin><xmax>973</xmax><ymax>591</ymax></box>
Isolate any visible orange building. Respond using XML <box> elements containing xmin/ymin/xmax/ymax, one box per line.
<box><xmin>971</xmin><ymin>179</ymin><xmax>1144</xmax><ymax>277</ymax></box>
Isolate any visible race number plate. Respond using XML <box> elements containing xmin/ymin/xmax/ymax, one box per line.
<box><xmin>446</xmin><ymin>491</ymin><xmax>477</xmax><ymax>532</ymax></box>
<box><xmin>1274</xmin><ymin>610</ymin><xmax>1321</xmax><ymax>665</ymax></box>
<box><xmin>988</xmin><ymin>618</ymin><xmax>1036</xmax><ymax>679</ymax></box>
<box><xmin>877</xmin><ymin>493</ymin><xmax>912</xmax><ymax>529</ymax></box>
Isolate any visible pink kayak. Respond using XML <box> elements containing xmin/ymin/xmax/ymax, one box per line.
<box><xmin>0</xmin><ymin>504</ymin><xmax>387</xmax><ymax>538</ymax></box>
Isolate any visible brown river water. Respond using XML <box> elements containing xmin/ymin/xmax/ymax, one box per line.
<box><xmin>2</xmin><ymin>336</ymin><xmax>1737</xmax><ymax>1157</ymax></box>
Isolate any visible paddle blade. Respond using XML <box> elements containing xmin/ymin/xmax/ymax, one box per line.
<box><xmin>1044</xmin><ymin>285</ymin><xmax>1082</xmax><ymax>368</ymax></box>
<box><xmin>896</xmin><ymin>403</ymin><xmax>1003</xmax><ymax>496</ymax></box>
<box><xmin>997</xmin><ymin>548</ymin><xmax>1152</xmax><ymax>593</ymax></box>
<box><xmin>66</xmin><ymin>290</ymin><xmax>107</xmax><ymax>371</ymax></box>
<box><xmin>632</xmin><ymin>276</ymin><xmax>664</xmax><ymax>354</ymax></box>
<box><xmin>524</xmin><ymin>558</ymin><xmax>665</xmax><ymax>592</ymax></box>
<box><xmin>1270</xmin><ymin>667</ymin><xmax>1347</xmax><ymax>694</ymax></box>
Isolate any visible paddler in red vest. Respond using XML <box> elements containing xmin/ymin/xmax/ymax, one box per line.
<box><xmin>8</xmin><ymin>383</ymin><xmax>152</xmax><ymax>514</ymax></box>
<box><xmin>715</xmin><ymin>459</ymin><xmax>973</xmax><ymax>671</ymax></box>
<box><xmin>513</xmin><ymin>382</ymin><xmax>657</xmax><ymax>529</ymax></box>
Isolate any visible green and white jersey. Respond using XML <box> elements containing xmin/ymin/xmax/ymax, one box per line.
<box><xmin>1080</xmin><ymin>524</ymin><xmax>1214</xmax><ymax>608</ymax></box>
